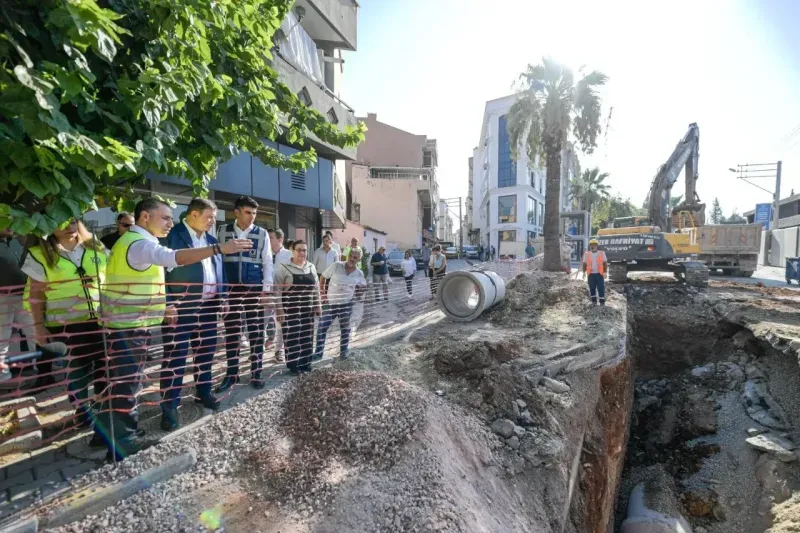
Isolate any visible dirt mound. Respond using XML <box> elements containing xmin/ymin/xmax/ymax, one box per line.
<box><xmin>489</xmin><ymin>271</ymin><xmax>590</xmax><ymax>324</ymax></box>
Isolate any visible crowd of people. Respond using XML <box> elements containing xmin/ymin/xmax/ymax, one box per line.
<box><xmin>0</xmin><ymin>196</ymin><xmax>458</xmax><ymax>463</ymax></box>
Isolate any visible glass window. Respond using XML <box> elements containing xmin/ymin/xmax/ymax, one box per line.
<box><xmin>497</xmin><ymin>115</ymin><xmax>517</xmax><ymax>188</ymax></box>
<box><xmin>527</xmin><ymin>230</ymin><xmax>536</xmax><ymax>243</ymax></box>
<box><xmin>538</xmin><ymin>201</ymin><xmax>544</xmax><ymax>226</ymax></box>
<box><xmin>498</xmin><ymin>195</ymin><xmax>517</xmax><ymax>224</ymax></box>
<box><xmin>499</xmin><ymin>230</ymin><xmax>517</xmax><ymax>241</ymax></box>
<box><xmin>527</xmin><ymin>196</ymin><xmax>536</xmax><ymax>225</ymax></box>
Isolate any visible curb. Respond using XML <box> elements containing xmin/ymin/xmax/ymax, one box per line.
<box><xmin>43</xmin><ymin>449</ymin><xmax>197</xmax><ymax>529</ymax></box>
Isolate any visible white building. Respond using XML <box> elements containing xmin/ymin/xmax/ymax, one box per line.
<box><xmin>437</xmin><ymin>199</ymin><xmax>455</xmax><ymax>243</ymax></box>
<box><xmin>471</xmin><ymin>94</ymin><xmax>575</xmax><ymax>258</ymax></box>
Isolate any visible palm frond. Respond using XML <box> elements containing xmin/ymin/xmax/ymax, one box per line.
<box><xmin>573</xmin><ymin>70</ymin><xmax>607</xmax><ymax>154</ymax></box>
<box><xmin>507</xmin><ymin>92</ymin><xmax>543</xmax><ymax>162</ymax></box>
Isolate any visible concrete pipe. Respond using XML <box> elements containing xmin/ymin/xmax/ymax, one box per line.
<box><xmin>437</xmin><ymin>270</ymin><xmax>506</xmax><ymax>322</ymax></box>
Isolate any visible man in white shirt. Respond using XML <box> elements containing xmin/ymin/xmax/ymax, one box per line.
<box><xmin>314</xmin><ymin>248</ymin><xmax>366</xmax><ymax>361</ymax></box>
<box><xmin>266</xmin><ymin>227</ymin><xmax>291</xmax><ymax>361</ymax></box>
<box><xmin>160</xmin><ymin>198</ymin><xmax>229</xmax><ymax>432</ymax></box>
<box><xmin>312</xmin><ymin>234</ymin><xmax>339</xmax><ymax>280</ymax></box>
<box><xmin>216</xmin><ymin>196</ymin><xmax>273</xmax><ymax>393</ymax></box>
<box><xmin>324</xmin><ymin>231</ymin><xmax>341</xmax><ymax>259</ymax></box>
<box><xmin>97</xmin><ymin>198</ymin><xmax>251</xmax><ymax>459</ymax></box>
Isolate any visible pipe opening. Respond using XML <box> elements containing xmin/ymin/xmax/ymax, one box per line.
<box><xmin>440</xmin><ymin>276</ymin><xmax>481</xmax><ymax>319</ymax></box>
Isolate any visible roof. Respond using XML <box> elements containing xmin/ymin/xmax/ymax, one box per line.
<box><xmin>743</xmin><ymin>191</ymin><xmax>800</xmax><ymax>216</ymax></box>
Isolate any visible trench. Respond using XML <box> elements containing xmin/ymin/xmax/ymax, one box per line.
<box><xmin>605</xmin><ymin>288</ymin><xmax>800</xmax><ymax>533</ymax></box>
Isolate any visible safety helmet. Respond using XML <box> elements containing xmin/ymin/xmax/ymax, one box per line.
<box><xmin>589</xmin><ymin>238</ymin><xmax>599</xmax><ymax>245</ymax></box>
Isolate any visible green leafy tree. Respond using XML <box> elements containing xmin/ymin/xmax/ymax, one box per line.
<box><xmin>591</xmin><ymin>194</ymin><xmax>640</xmax><ymax>234</ymax></box>
<box><xmin>722</xmin><ymin>209</ymin><xmax>746</xmax><ymax>224</ymax></box>
<box><xmin>710</xmin><ymin>197</ymin><xmax>723</xmax><ymax>224</ymax></box>
<box><xmin>669</xmin><ymin>195</ymin><xmax>684</xmax><ymax>209</ymax></box>
<box><xmin>0</xmin><ymin>0</ymin><xmax>365</xmax><ymax>235</ymax></box>
<box><xmin>507</xmin><ymin>58</ymin><xmax>607</xmax><ymax>271</ymax></box>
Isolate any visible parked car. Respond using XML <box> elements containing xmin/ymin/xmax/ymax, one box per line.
<box><xmin>445</xmin><ymin>246</ymin><xmax>458</xmax><ymax>259</ymax></box>
<box><xmin>387</xmin><ymin>250</ymin><xmax>406</xmax><ymax>276</ymax></box>
<box><xmin>409</xmin><ymin>248</ymin><xmax>426</xmax><ymax>270</ymax></box>
<box><xmin>462</xmin><ymin>245</ymin><xmax>478</xmax><ymax>259</ymax></box>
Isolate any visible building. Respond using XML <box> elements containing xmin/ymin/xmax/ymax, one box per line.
<box><xmin>471</xmin><ymin>95</ymin><xmax>575</xmax><ymax>258</ymax></box>
<box><xmin>437</xmin><ymin>200</ymin><xmax>455</xmax><ymax>244</ymax></box>
<box><xmin>744</xmin><ymin>191</ymin><xmax>800</xmax><ymax>266</ymax></box>
<box><xmin>87</xmin><ymin>0</ymin><xmax>359</xmax><ymax>247</ymax></box>
<box><xmin>346</xmin><ymin>114</ymin><xmax>439</xmax><ymax>250</ymax></box>
<box><xmin>326</xmin><ymin>221</ymin><xmax>387</xmax><ymax>256</ymax></box>
<box><xmin>463</xmin><ymin>156</ymin><xmax>477</xmax><ymax>245</ymax></box>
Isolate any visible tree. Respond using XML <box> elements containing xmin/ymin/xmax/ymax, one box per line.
<box><xmin>0</xmin><ymin>0</ymin><xmax>365</xmax><ymax>235</ymax></box>
<box><xmin>669</xmin><ymin>195</ymin><xmax>683</xmax><ymax>209</ymax></box>
<box><xmin>722</xmin><ymin>209</ymin><xmax>746</xmax><ymax>224</ymax></box>
<box><xmin>710</xmin><ymin>197</ymin><xmax>723</xmax><ymax>224</ymax></box>
<box><xmin>592</xmin><ymin>194</ymin><xmax>641</xmax><ymax>234</ymax></box>
<box><xmin>571</xmin><ymin>167</ymin><xmax>610</xmax><ymax>213</ymax></box>
<box><xmin>507</xmin><ymin>58</ymin><xmax>607</xmax><ymax>270</ymax></box>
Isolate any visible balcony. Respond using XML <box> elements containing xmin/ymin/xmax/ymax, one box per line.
<box><xmin>294</xmin><ymin>0</ymin><xmax>357</xmax><ymax>51</ymax></box>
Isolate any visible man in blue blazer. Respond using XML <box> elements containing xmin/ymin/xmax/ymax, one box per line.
<box><xmin>159</xmin><ymin>198</ymin><xmax>226</xmax><ymax>431</ymax></box>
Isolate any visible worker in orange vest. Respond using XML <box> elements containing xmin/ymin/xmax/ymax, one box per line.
<box><xmin>581</xmin><ymin>238</ymin><xmax>608</xmax><ymax>306</ymax></box>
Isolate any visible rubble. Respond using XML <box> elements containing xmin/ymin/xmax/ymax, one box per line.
<box><xmin>741</xmin><ymin>380</ymin><xmax>792</xmax><ymax>430</ymax></box>
<box><xmin>745</xmin><ymin>434</ymin><xmax>797</xmax><ymax>463</ymax></box>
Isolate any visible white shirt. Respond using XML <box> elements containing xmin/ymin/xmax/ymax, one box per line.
<box><xmin>322</xmin><ymin>262</ymin><xmax>366</xmax><ymax>304</ymax></box>
<box><xmin>22</xmin><ymin>242</ymin><xmax>102</xmax><ymax>282</ymax></box>
<box><xmin>231</xmin><ymin>222</ymin><xmax>273</xmax><ymax>293</ymax></box>
<box><xmin>127</xmin><ymin>225</ymin><xmax>179</xmax><ymax>271</ymax></box>
<box><xmin>312</xmin><ymin>246</ymin><xmax>338</xmax><ymax>275</ymax></box>
<box><xmin>182</xmin><ymin>221</ymin><xmax>216</xmax><ymax>299</ymax></box>
<box><xmin>401</xmin><ymin>258</ymin><xmax>416</xmax><ymax>277</ymax></box>
<box><xmin>330</xmin><ymin>241</ymin><xmax>341</xmax><ymax>258</ymax></box>
<box><xmin>272</xmin><ymin>247</ymin><xmax>292</xmax><ymax>266</ymax></box>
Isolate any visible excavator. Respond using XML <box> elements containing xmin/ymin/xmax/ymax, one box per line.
<box><xmin>597</xmin><ymin>123</ymin><xmax>710</xmax><ymax>287</ymax></box>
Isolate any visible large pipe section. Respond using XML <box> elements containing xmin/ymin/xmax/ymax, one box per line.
<box><xmin>436</xmin><ymin>270</ymin><xmax>505</xmax><ymax>322</ymax></box>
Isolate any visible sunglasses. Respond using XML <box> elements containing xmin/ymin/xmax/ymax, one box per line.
<box><xmin>120</xmin><ymin>223</ymin><xmax>133</xmax><ymax>228</ymax></box>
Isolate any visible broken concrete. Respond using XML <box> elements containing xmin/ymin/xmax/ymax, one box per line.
<box><xmin>745</xmin><ymin>434</ymin><xmax>796</xmax><ymax>463</ymax></box>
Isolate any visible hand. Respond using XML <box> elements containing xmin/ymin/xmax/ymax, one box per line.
<box><xmin>275</xmin><ymin>309</ymin><xmax>285</xmax><ymax>323</ymax></box>
<box><xmin>220</xmin><ymin>301</ymin><xmax>229</xmax><ymax>316</ymax></box>
<box><xmin>220</xmin><ymin>239</ymin><xmax>253</xmax><ymax>255</ymax></box>
<box><xmin>34</xmin><ymin>325</ymin><xmax>50</xmax><ymax>347</ymax></box>
<box><xmin>164</xmin><ymin>305</ymin><xmax>178</xmax><ymax>326</ymax></box>
<box><xmin>313</xmin><ymin>306</ymin><xmax>322</xmax><ymax>317</ymax></box>
<box><xmin>582</xmin><ymin>271</ymin><xmax>586</xmax><ymax>279</ymax></box>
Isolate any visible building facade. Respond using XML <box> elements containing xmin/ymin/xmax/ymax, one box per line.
<box><xmin>346</xmin><ymin>114</ymin><xmax>439</xmax><ymax>250</ymax></box>
<box><xmin>86</xmin><ymin>0</ymin><xmax>359</xmax><ymax>248</ymax></box>
<box><xmin>463</xmin><ymin>156</ymin><xmax>477</xmax><ymax>245</ymax></box>
<box><xmin>471</xmin><ymin>95</ymin><xmax>575</xmax><ymax>258</ymax></box>
<box><xmin>437</xmin><ymin>200</ymin><xmax>455</xmax><ymax>244</ymax></box>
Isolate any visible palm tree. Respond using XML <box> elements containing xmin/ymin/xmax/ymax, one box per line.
<box><xmin>573</xmin><ymin>167</ymin><xmax>610</xmax><ymax>213</ymax></box>
<box><xmin>508</xmin><ymin>58</ymin><xmax>607</xmax><ymax>271</ymax></box>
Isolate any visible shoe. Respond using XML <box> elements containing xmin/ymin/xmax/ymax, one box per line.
<box><xmin>251</xmin><ymin>376</ymin><xmax>265</xmax><ymax>390</ymax></box>
<box><xmin>34</xmin><ymin>375</ymin><xmax>57</xmax><ymax>390</ymax></box>
<box><xmin>195</xmin><ymin>394</ymin><xmax>221</xmax><ymax>411</ymax></box>
<box><xmin>340</xmin><ymin>350</ymin><xmax>349</xmax><ymax>361</ymax></box>
<box><xmin>298</xmin><ymin>367</ymin><xmax>312</xmax><ymax>374</ymax></box>
<box><xmin>214</xmin><ymin>376</ymin><xmax>239</xmax><ymax>394</ymax></box>
<box><xmin>105</xmin><ymin>436</ymin><xmax>149</xmax><ymax>462</ymax></box>
<box><xmin>90</xmin><ymin>428</ymin><xmax>144</xmax><ymax>449</ymax></box>
<box><xmin>311</xmin><ymin>352</ymin><xmax>323</xmax><ymax>361</ymax></box>
<box><xmin>160</xmin><ymin>410</ymin><xmax>180</xmax><ymax>432</ymax></box>
<box><xmin>274</xmin><ymin>352</ymin><xmax>285</xmax><ymax>364</ymax></box>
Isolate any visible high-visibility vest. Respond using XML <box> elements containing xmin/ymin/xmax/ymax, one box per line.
<box><xmin>23</xmin><ymin>245</ymin><xmax>106</xmax><ymax>327</ymax></box>
<box><xmin>101</xmin><ymin>231</ymin><xmax>166</xmax><ymax>329</ymax></box>
<box><xmin>584</xmin><ymin>250</ymin><xmax>607</xmax><ymax>275</ymax></box>
<box><xmin>218</xmin><ymin>223</ymin><xmax>267</xmax><ymax>284</ymax></box>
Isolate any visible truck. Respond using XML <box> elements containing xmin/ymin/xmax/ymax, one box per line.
<box><xmin>696</xmin><ymin>224</ymin><xmax>762</xmax><ymax>277</ymax></box>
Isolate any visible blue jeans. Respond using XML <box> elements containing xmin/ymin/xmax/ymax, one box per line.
<box><xmin>587</xmin><ymin>273</ymin><xmax>605</xmax><ymax>304</ymax></box>
<box><xmin>95</xmin><ymin>328</ymin><xmax>151</xmax><ymax>456</ymax></box>
<box><xmin>161</xmin><ymin>300</ymin><xmax>219</xmax><ymax>412</ymax></box>
<box><xmin>314</xmin><ymin>302</ymin><xmax>354</xmax><ymax>360</ymax></box>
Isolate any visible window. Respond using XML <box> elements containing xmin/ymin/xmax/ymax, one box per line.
<box><xmin>498</xmin><ymin>195</ymin><xmax>516</xmax><ymax>224</ymax></box>
<box><xmin>538</xmin><ymin>201</ymin><xmax>544</xmax><ymax>226</ymax></box>
<box><xmin>527</xmin><ymin>230</ymin><xmax>536</xmax><ymax>243</ymax></box>
<box><xmin>527</xmin><ymin>196</ymin><xmax>536</xmax><ymax>225</ymax></box>
<box><xmin>497</xmin><ymin>114</ymin><xmax>516</xmax><ymax>187</ymax></box>
<box><xmin>499</xmin><ymin>230</ymin><xmax>517</xmax><ymax>241</ymax></box>
<box><xmin>423</xmin><ymin>150</ymin><xmax>433</xmax><ymax>168</ymax></box>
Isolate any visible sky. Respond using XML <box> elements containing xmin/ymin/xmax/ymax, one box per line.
<box><xmin>341</xmin><ymin>0</ymin><xmax>800</xmax><ymax>223</ymax></box>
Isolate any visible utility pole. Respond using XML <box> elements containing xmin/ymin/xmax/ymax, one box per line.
<box><xmin>458</xmin><ymin>196</ymin><xmax>463</xmax><ymax>256</ymax></box>
<box><xmin>729</xmin><ymin>161</ymin><xmax>782</xmax><ymax>229</ymax></box>
<box><xmin>774</xmin><ymin>161</ymin><xmax>782</xmax><ymax>230</ymax></box>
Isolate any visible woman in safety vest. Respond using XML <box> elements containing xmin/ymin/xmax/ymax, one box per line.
<box><xmin>22</xmin><ymin>219</ymin><xmax>107</xmax><ymax>427</ymax></box>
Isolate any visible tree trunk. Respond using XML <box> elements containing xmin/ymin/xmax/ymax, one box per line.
<box><xmin>543</xmin><ymin>150</ymin><xmax>562</xmax><ymax>271</ymax></box>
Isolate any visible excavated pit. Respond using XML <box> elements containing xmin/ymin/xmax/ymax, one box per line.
<box><xmin>612</xmin><ymin>282</ymin><xmax>800</xmax><ymax>533</ymax></box>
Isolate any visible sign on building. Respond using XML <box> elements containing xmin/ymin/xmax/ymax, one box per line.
<box><xmin>754</xmin><ymin>203</ymin><xmax>772</xmax><ymax>229</ymax></box>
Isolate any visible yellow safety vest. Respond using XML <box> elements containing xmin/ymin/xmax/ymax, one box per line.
<box><xmin>23</xmin><ymin>245</ymin><xmax>106</xmax><ymax>327</ymax></box>
<box><xmin>101</xmin><ymin>231</ymin><xmax>166</xmax><ymax>329</ymax></box>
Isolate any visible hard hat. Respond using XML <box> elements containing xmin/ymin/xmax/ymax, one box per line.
<box><xmin>589</xmin><ymin>238</ymin><xmax>599</xmax><ymax>245</ymax></box>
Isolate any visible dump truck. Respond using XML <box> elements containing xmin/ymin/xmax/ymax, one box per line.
<box><xmin>696</xmin><ymin>224</ymin><xmax>762</xmax><ymax>277</ymax></box>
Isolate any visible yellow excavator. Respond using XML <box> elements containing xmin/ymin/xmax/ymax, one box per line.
<box><xmin>597</xmin><ymin>123</ymin><xmax>709</xmax><ymax>287</ymax></box>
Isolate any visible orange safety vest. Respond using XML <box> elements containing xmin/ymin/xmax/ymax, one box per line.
<box><xmin>584</xmin><ymin>250</ymin><xmax>607</xmax><ymax>275</ymax></box>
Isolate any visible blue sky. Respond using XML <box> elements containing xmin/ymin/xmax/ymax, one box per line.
<box><xmin>341</xmin><ymin>0</ymin><xmax>800</xmax><ymax>220</ymax></box>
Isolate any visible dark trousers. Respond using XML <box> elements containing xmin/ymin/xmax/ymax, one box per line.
<box><xmin>588</xmin><ymin>273</ymin><xmax>606</xmax><ymax>304</ymax></box>
<box><xmin>314</xmin><ymin>302</ymin><xmax>353</xmax><ymax>359</ymax></box>
<box><xmin>224</xmin><ymin>286</ymin><xmax>265</xmax><ymax>377</ymax></box>
<box><xmin>404</xmin><ymin>275</ymin><xmax>414</xmax><ymax>294</ymax></box>
<box><xmin>95</xmin><ymin>328</ymin><xmax>150</xmax><ymax>456</ymax></box>
<box><xmin>430</xmin><ymin>269</ymin><xmax>445</xmax><ymax>296</ymax></box>
<box><xmin>47</xmin><ymin>321</ymin><xmax>106</xmax><ymax>416</ymax></box>
<box><xmin>161</xmin><ymin>300</ymin><xmax>219</xmax><ymax>412</ymax></box>
<box><xmin>284</xmin><ymin>312</ymin><xmax>314</xmax><ymax>372</ymax></box>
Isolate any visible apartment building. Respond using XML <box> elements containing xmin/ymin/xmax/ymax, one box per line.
<box><xmin>87</xmin><ymin>1</ymin><xmax>359</xmax><ymax>247</ymax></box>
<box><xmin>437</xmin><ymin>200</ymin><xmax>455</xmax><ymax>244</ymax></box>
<box><xmin>471</xmin><ymin>94</ymin><xmax>574</xmax><ymax>258</ymax></box>
<box><xmin>463</xmin><ymin>156</ymin><xmax>477</xmax><ymax>245</ymax></box>
<box><xmin>346</xmin><ymin>114</ymin><xmax>440</xmax><ymax>250</ymax></box>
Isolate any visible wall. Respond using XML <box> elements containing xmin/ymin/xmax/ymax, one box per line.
<box><xmin>769</xmin><ymin>226</ymin><xmax>800</xmax><ymax>266</ymax></box>
<box><xmin>325</xmin><ymin>221</ymin><xmax>387</xmax><ymax>255</ymax></box>
<box><xmin>355</xmin><ymin>113</ymin><xmax>426</xmax><ymax>167</ymax></box>
<box><xmin>351</xmin><ymin>164</ymin><xmax>423</xmax><ymax>249</ymax></box>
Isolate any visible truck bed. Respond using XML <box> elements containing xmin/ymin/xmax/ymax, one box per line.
<box><xmin>697</xmin><ymin>224</ymin><xmax>762</xmax><ymax>254</ymax></box>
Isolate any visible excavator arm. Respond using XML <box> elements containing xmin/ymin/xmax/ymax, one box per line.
<box><xmin>645</xmin><ymin>123</ymin><xmax>705</xmax><ymax>232</ymax></box>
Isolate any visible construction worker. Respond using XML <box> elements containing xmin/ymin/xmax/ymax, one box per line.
<box><xmin>581</xmin><ymin>238</ymin><xmax>608</xmax><ymax>306</ymax></box>
<box><xmin>98</xmin><ymin>198</ymin><xmax>251</xmax><ymax>461</ymax></box>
